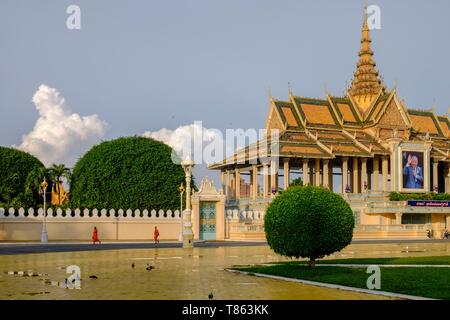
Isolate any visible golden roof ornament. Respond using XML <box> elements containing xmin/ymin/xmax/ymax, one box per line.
<box><xmin>348</xmin><ymin>3</ymin><xmax>386</xmax><ymax>98</ymax></box>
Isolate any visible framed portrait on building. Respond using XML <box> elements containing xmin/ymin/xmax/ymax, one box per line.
<box><xmin>398</xmin><ymin>145</ymin><xmax>430</xmax><ymax>193</ymax></box>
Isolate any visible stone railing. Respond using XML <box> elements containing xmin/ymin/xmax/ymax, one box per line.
<box><xmin>0</xmin><ymin>207</ymin><xmax>181</xmax><ymax>241</ymax></box>
<box><xmin>355</xmin><ymin>224</ymin><xmax>428</xmax><ymax>232</ymax></box>
<box><xmin>0</xmin><ymin>207</ymin><xmax>181</xmax><ymax>219</ymax></box>
<box><xmin>225</xmin><ymin>209</ymin><xmax>265</xmax><ymax>221</ymax></box>
<box><xmin>225</xmin><ymin>209</ymin><xmax>265</xmax><ymax>241</ymax></box>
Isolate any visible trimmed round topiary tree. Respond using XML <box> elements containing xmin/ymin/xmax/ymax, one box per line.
<box><xmin>0</xmin><ymin>146</ymin><xmax>46</xmax><ymax>207</ymax></box>
<box><xmin>264</xmin><ymin>185</ymin><xmax>354</xmax><ymax>267</ymax></box>
<box><xmin>70</xmin><ymin>136</ymin><xmax>187</xmax><ymax>210</ymax></box>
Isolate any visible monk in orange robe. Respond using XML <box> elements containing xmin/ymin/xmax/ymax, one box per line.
<box><xmin>153</xmin><ymin>226</ymin><xmax>160</xmax><ymax>244</ymax></box>
<box><xmin>92</xmin><ymin>226</ymin><xmax>101</xmax><ymax>245</ymax></box>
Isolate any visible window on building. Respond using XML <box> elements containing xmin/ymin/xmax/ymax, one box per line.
<box><xmin>401</xmin><ymin>214</ymin><xmax>431</xmax><ymax>225</ymax></box>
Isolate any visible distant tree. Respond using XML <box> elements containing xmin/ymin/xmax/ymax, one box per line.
<box><xmin>264</xmin><ymin>185</ymin><xmax>354</xmax><ymax>267</ymax></box>
<box><xmin>0</xmin><ymin>146</ymin><xmax>45</xmax><ymax>207</ymax></box>
<box><xmin>70</xmin><ymin>137</ymin><xmax>189</xmax><ymax>210</ymax></box>
<box><xmin>26</xmin><ymin>166</ymin><xmax>49</xmax><ymax>195</ymax></box>
<box><xmin>48</xmin><ymin>164</ymin><xmax>71</xmax><ymax>205</ymax></box>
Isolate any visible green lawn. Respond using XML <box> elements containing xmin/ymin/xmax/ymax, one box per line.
<box><xmin>233</xmin><ymin>256</ymin><xmax>450</xmax><ymax>300</ymax></box>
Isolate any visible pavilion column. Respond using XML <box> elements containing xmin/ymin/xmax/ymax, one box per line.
<box><xmin>342</xmin><ymin>157</ymin><xmax>348</xmax><ymax>193</ymax></box>
<box><xmin>220</xmin><ymin>171</ymin><xmax>226</xmax><ymax>194</ymax></box>
<box><xmin>353</xmin><ymin>157</ymin><xmax>359</xmax><ymax>193</ymax></box>
<box><xmin>235</xmin><ymin>169</ymin><xmax>241</xmax><ymax>200</ymax></box>
<box><xmin>263</xmin><ymin>163</ymin><xmax>269</xmax><ymax>199</ymax></box>
<box><xmin>315</xmin><ymin>159</ymin><xmax>321</xmax><ymax>186</ymax></box>
<box><xmin>373</xmin><ymin>157</ymin><xmax>379</xmax><ymax>192</ymax></box>
<box><xmin>433</xmin><ymin>160</ymin><xmax>439</xmax><ymax>193</ymax></box>
<box><xmin>395</xmin><ymin>212</ymin><xmax>403</xmax><ymax>225</ymax></box>
<box><xmin>382</xmin><ymin>156</ymin><xmax>389</xmax><ymax>192</ymax></box>
<box><xmin>322</xmin><ymin>160</ymin><xmax>329</xmax><ymax>189</ymax></box>
<box><xmin>249</xmin><ymin>170</ymin><xmax>253</xmax><ymax>198</ymax></box>
<box><xmin>328</xmin><ymin>161</ymin><xmax>333</xmax><ymax>191</ymax></box>
<box><xmin>226</xmin><ymin>170</ymin><xmax>232</xmax><ymax>198</ymax></box>
<box><xmin>270</xmin><ymin>160</ymin><xmax>277</xmax><ymax>196</ymax></box>
<box><xmin>252</xmin><ymin>165</ymin><xmax>258</xmax><ymax>200</ymax></box>
<box><xmin>446</xmin><ymin>165</ymin><xmax>450</xmax><ymax>194</ymax></box>
<box><xmin>302</xmin><ymin>159</ymin><xmax>309</xmax><ymax>186</ymax></box>
<box><xmin>361</xmin><ymin>158</ymin><xmax>368</xmax><ymax>193</ymax></box>
<box><xmin>283</xmin><ymin>159</ymin><xmax>290</xmax><ymax>190</ymax></box>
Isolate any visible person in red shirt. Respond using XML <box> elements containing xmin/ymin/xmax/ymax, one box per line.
<box><xmin>92</xmin><ymin>226</ymin><xmax>101</xmax><ymax>245</ymax></box>
<box><xmin>153</xmin><ymin>226</ymin><xmax>160</xmax><ymax>244</ymax></box>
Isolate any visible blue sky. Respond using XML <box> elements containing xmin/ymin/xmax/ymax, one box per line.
<box><xmin>0</xmin><ymin>0</ymin><xmax>449</xmax><ymax>180</ymax></box>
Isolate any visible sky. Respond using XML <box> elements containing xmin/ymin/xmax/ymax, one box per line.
<box><xmin>1</xmin><ymin>0</ymin><xmax>450</xmax><ymax>183</ymax></box>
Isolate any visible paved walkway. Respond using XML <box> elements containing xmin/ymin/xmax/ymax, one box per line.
<box><xmin>0</xmin><ymin>241</ymin><xmax>266</xmax><ymax>255</ymax></box>
<box><xmin>0</xmin><ymin>246</ymin><xmax>389</xmax><ymax>300</ymax></box>
<box><xmin>0</xmin><ymin>239</ymin><xmax>448</xmax><ymax>255</ymax></box>
<box><xmin>1</xmin><ymin>241</ymin><xmax>449</xmax><ymax>300</ymax></box>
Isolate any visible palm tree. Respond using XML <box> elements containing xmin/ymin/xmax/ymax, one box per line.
<box><xmin>25</xmin><ymin>167</ymin><xmax>49</xmax><ymax>196</ymax></box>
<box><xmin>48</xmin><ymin>164</ymin><xmax>71</xmax><ymax>205</ymax></box>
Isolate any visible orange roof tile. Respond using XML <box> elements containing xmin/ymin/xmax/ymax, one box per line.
<box><xmin>281</xmin><ymin>106</ymin><xmax>298</xmax><ymax>127</ymax></box>
<box><xmin>332</xmin><ymin>145</ymin><xmax>363</xmax><ymax>153</ymax></box>
<box><xmin>439</xmin><ymin>120</ymin><xmax>450</xmax><ymax>138</ymax></box>
<box><xmin>300</xmin><ymin>104</ymin><xmax>336</xmax><ymax>125</ymax></box>
<box><xmin>337</xmin><ymin>103</ymin><xmax>357</xmax><ymax>122</ymax></box>
<box><xmin>281</xmin><ymin>145</ymin><xmax>325</xmax><ymax>155</ymax></box>
<box><xmin>410</xmin><ymin>114</ymin><xmax>439</xmax><ymax>134</ymax></box>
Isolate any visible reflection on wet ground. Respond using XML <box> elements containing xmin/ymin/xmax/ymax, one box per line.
<box><xmin>0</xmin><ymin>241</ymin><xmax>449</xmax><ymax>300</ymax></box>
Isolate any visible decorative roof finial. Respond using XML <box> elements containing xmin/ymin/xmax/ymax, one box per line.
<box><xmin>432</xmin><ymin>99</ymin><xmax>437</xmax><ymax>113</ymax></box>
<box><xmin>348</xmin><ymin>2</ymin><xmax>385</xmax><ymax>98</ymax></box>
<box><xmin>288</xmin><ymin>82</ymin><xmax>292</xmax><ymax>95</ymax></box>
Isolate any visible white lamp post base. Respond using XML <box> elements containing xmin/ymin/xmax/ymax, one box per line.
<box><xmin>41</xmin><ymin>230</ymin><xmax>48</xmax><ymax>243</ymax></box>
<box><xmin>182</xmin><ymin>209</ymin><xmax>194</xmax><ymax>249</ymax></box>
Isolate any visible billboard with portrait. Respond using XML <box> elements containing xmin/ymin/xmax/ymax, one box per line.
<box><xmin>401</xmin><ymin>151</ymin><xmax>425</xmax><ymax>190</ymax></box>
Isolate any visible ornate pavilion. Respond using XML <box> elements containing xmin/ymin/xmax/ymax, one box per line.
<box><xmin>209</xmin><ymin>8</ymin><xmax>450</xmax><ymax>239</ymax></box>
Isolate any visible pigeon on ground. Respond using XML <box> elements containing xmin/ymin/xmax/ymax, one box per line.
<box><xmin>208</xmin><ymin>292</ymin><xmax>214</xmax><ymax>300</ymax></box>
<box><xmin>146</xmin><ymin>264</ymin><xmax>154</xmax><ymax>271</ymax></box>
<box><xmin>132</xmin><ymin>263</ymin><xmax>135</xmax><ymax>268</ymax></box>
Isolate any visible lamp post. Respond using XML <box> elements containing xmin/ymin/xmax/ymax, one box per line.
<box><xmin>40</xmin><ymin>177</ymin><xmax>48</xmax><ymax>243</ymax></box>
<box><xmin>181</xmin><ymin>158</ymin><xmax>195</xmax><ymax>249</ymax></box>
<box><xmin>178</xmin><ymin>182</ymin><xmax>185</xmax><ymax>242</ymax></box>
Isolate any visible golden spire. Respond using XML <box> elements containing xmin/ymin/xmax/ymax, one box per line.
<box><xmin>348</xmin><ymin>3</ymin><xmax>385</xmax><ymax>99</ymax></box>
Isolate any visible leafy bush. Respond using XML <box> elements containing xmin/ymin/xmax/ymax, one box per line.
<box><xmin>70</xmin><ymin>137</ymin><xmax>188</xmax><ymax>210</ymax></box>
<box><xmin>289</xmin><ymin>177</ymin><xmax>303</xmax><ymax>188</ymax></box>
<box><xmin>0</xmin><ymin>147</ymin><xmax>45</xmax><ymax>207</ymax></box>
<box><xmin>389</xmin><ymin>192</ymin><xmax>450</xmax><ymax>201</ymax></box>
<box><xmin>264</xmin><ymin>185</ymin><xmax>354</xmax><ymax>267</ymax></box>
<box><xmin>432</xmin><ymin>193</ymin><xmax>450</xmax><ymax>201</ymax></box>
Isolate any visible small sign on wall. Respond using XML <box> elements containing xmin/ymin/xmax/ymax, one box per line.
<box><xmin>407</xmin><ymin>200</ymin><xmax>450</xmax><ymax>207</ymax></box>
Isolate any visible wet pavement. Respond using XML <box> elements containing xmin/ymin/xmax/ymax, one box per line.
<box><xmin>0</xmin><ymin>241</ymin><xmax>449</xmax><ymax>300</ymax></box>
<box><xmin>0</xmin><ymin>241</ymin><xmax>266</xmax><ymax>255</ymax></box>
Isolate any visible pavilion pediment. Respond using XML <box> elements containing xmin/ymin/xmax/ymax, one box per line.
<box><xmin>408</xmin><ymin>109</ymin><xmax>445</xmax><ymax>138</ymax></box>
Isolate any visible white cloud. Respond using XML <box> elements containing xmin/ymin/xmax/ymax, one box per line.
<box><xmin>15</xmin><ymin>84</ymin><xmax>107</xmax><ymax>167</ymax></box>
<box><xmin>143</xmin><ymin>122</ymin><xmax>229</xmax><ymax>165</ymax></box>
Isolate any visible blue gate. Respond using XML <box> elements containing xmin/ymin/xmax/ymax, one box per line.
<box><xmin>199</xmin><ymin>202</ymin><xmax>216</xmax><ymax>240</ymax></box>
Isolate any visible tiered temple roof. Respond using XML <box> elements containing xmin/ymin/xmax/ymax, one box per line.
<box><xmin>209</xmin><ymin>5</ymin><xmax>450</xmax><ymax>170</ymax></box>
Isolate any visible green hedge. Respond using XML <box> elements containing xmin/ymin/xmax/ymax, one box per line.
<box><xmin>264</xmin><ymin>185</ymin><xmax>354</xmax><ymax>267</ymax></box>
<box><xmin>389</xmin><ymin>192</ymin><xmax>450</xmax><ymax>201</ymax></box>
<box><xmin>0</xmin><ymin>146</ymin><xmax>45</xmax><ymax>207</ymax></box>
<box><xmin>70</xmin><ymin>136</ymin><xmax>188</xmax><ymax>210</ymax></box>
